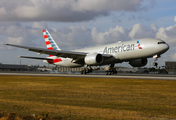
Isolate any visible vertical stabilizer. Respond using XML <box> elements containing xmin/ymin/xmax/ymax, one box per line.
<box><xmin>42</xmin><ymin>29</ymin><xmax>61</xmax><ymax>50</ymax></box>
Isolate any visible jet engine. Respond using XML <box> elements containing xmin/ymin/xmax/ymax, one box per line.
<box><xmin>129</xmin><ymin>58</ymin><xmax>147</xmax><ymax>67</ymax></box>
<box><xmin>85</xmin><ymin>53</ymin><xmax>103</xmax><ymax>65</ymax></box>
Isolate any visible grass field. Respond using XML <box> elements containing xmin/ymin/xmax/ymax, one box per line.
<box><xmin>0</xmin><ymin>75</ymin><xmax>176</xmax><ymax>120</ymax></box>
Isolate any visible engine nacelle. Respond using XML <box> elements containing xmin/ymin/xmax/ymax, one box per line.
<box><xmin>129</xmin><ymin>58</ymin><xmax>148</xmax><ymax>67</ymax></box>
<box><xmin>85</xmin><ymin>53</ymin><xmax>103</xmax><ymax>65</ymax></box>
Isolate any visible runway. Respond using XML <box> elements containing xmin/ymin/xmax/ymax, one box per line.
<box><xmin>0</xmin><ymin>72</ymin><xmax>176</xmax><ymax>80</ymax></box>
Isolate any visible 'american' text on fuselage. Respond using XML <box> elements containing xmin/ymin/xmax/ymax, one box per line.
<box><xmin>103</xmin><ymin>44</ymin><xmax>135</xmax><ymax>54</ymax></box>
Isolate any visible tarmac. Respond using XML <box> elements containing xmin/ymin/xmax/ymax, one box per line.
<box><xmin>0</xmin><ymin>72</ymin><xmax>176</xmax><ymax>80</ymax></box>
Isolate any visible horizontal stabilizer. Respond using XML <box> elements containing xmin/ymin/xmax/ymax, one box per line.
<box><xmin>19</xmin><ymin>56</ymin><xmax>53</xmax><ymax>60</ymax></box>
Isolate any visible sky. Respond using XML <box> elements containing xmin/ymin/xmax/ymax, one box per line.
<box><xmin>0</xmin><ymin>0</ymin><xmax>176</xmax><ymax>67</ymax></box>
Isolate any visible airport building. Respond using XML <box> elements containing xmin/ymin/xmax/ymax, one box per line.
<box><xmin>0</xmin><ymin>64</ymin><xmax>36</xmax><ymax>71</ymax></box>
<box><xmin>165</xmin><ymin>61</ymin><xmax>176</xmax><ymax>74</ymax></box>
<box><xmin>57</xmin><ymin>67</ymin><xmax>82</xmax><ymax>72</ymax></box>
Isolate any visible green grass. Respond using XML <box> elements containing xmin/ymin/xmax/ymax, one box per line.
<box><xmin>0</xmin><ymin>75</ymin><xmax>176</xmax><ymax>119</ymax></box>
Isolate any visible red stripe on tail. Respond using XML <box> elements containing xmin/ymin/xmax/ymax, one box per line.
<box><xmin>45</xmin><ymin>41</ymin><xmax>50</xmax><ymax>45</ymax></box>
<box><xmin>47</xmin><ymin>47</ymin><xmax>53</xmax><ymax>50</ymax></box>
<box><xmin>44</xmin><ymin>35</ymin><xmax>48</xmax><ymax>39</ymax></box>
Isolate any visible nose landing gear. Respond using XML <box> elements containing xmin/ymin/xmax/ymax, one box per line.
<box><xmin>153</xmin><ymin>62</ymin><xmax>158</xmax><ymax>67</ymax></box>
<box><xmin>153</xmin><ymin>55</ymin><xmax>160</xmax><ymax>68</ymax></box>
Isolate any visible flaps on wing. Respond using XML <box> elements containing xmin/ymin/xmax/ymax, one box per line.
<box><xmin>19</xmin><ymin>56</ymin><xmax>53</xmax><ymax>60</ymax></box>
<box><xmin>5</xmin><ymin>44</ymin><xmax>87</xmax><ymax>59</ymax></box>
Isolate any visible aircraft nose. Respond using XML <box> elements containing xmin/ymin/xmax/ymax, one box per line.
<box><xmin>161</xmin><ymin>43</ymin><xmax>169</xmax><ymax>53</ymax></box>
<box><xmin>157</xmin><ymin>41</ymin><xmax>169</xmax><ymax>54</ymax></box>
<box><xmin>165</xmin><ymin>43</ymin><xmax>170</xmax><ymax>51</ymax></box>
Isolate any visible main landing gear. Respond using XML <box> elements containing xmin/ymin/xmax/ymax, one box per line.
<box><xmin>105</xmin><ymin>64</ymin><xmax>117</xmax><ymax>75</ymax></box>
<box><xmin>80</xmin><ymin>66</ymin><xmax>93</xmax><ymax>75</ymax></box>
<box><xmin>80</xmin><ymin>64</ymin><xmax>117</xmax><ymax>75</ymax></box>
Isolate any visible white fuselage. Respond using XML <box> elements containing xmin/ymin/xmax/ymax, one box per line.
<box><xmin>47</xmin><ymin>38</ymin><xmax>169</xmax><ymax>67</ymax></box>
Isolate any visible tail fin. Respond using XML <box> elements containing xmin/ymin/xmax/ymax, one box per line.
<box><xmin>42</xmin><ymin>29</ymin><xmax>61</xmax><ymax>50</ymax></box>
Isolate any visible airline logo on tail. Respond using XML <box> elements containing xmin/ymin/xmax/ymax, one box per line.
<box><xmin>43</xmin><ymin>29</ymin><xmax>62</xmax><ymax>63</ymax></box>
<box><xmin>43</xmin><ymin>29</ymin><xmax>61</xmax><ymax>50</ymax></box>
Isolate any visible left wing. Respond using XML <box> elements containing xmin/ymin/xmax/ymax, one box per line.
<box><xmin>5</xmin><ymin>44</ymin><xmax>112</xmax><ymax>59</ymax></box>
<box><xmin>5</xmin><ymin>44</ymin><xmax>87</xmax><ymax>59</ymax></box>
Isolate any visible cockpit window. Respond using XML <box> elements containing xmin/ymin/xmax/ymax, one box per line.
<box><xmin>158</xmin><ymin>42</ymin><xmax>166</xmax><ymax>44</ymax></box>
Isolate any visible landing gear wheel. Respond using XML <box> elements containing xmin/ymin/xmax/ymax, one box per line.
<box><xmin>106</xmin><ymin>70</ymin><xmax>117</xmax><ymax>75</ymax></box>
<box><xmin>80</xmin><ymin>66</ymin><xmax>93</xmax><ymax>75</ymax></box>
<box><xmin>114</xmin><ymin>70</ymin><xmax>117</xmax><ymax>74</ymax></box>
<box><xmin>105</xmin><ymin>64</ymin><xmax>118</xmax><ymax>75</ymax></box>
<box><xmin>83</xmin><ymin>70</ymin><xmax>87</xmax><ymax>75</ymax></box>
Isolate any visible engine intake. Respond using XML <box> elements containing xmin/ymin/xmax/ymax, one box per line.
<box><xmin>85</xmin><ymin>53</ymin><xmax>103</xmax><ymax>65</ymax></box>
<box><xmin>129</xmin><ymin>58</ymin><xmax>147</xmax><ymax>67</ymax></box>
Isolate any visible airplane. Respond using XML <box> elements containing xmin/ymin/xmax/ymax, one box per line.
<box><xmin>5</xmin><ymin>29</ymin><xmax>169</xmax><ymax>75</ymax></box>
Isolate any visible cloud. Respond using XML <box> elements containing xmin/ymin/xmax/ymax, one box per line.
<box><xmin>172</xmin><ymin>53</ymin><xmax>176</xmax><ymax>60</ymax></box>
<box><xmin>174</xmin><ymin>16</ymin><xmax>176</xmax><ymax>22</ymax></box>
<box><xmin>91</xmin><ymin>25</ymin><xmax>129</xmax><ymax>45</ymax></box>
<box><xmin>0</xmin><ymin>22</ymin><xmax>48</xmax><ymax>49</ymax></box>
<box><xmin>0</xmin><ymin>23</ymin><xmax>92</xmax><ymax>50</ymax></box>
<box><xmin>156</xmin><ymin>24</ymin><xmax>176</xmax><ymax>47</ymax></box>
<box><xmin>150</xmin><ymin>24</ymin><xmax>158</xmax><ymax>32</ymax></box>
<box><xmin>0</xmin><ymin>0</ymin><xmax>155</xmax><ymax>22</ymax></box>
<box><xmin>128</xmin><ymin>23</ymin><xmax>156</xmax><ymax>39</ymax></box>
<box><xmin>55</xmin><ymin>25</ymin><xmax>92</xmax><ymax>49</ymax></box>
